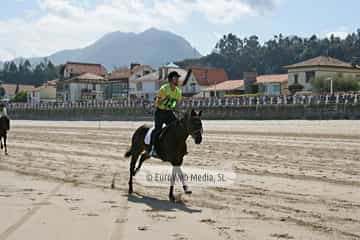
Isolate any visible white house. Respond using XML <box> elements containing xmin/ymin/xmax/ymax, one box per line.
<box><xmin>182</xmin><ymin>67</ymin><xmax>228</xmax><ymax>97</ymax></box>
<box><xmin>28</xmin><ymin>80</ymin><xmax>57</xmax><ymax>103</ymax></box>
<box><xmin>60</xmin><ymin>62</ymin><xmax>107</xmax><ymax>79</ymax></box>
<box><xmin>128</xmin><ymin>64</ymin><xmax>154</xmax><ymax>99</ymax></box>
<box><xmin>284</xmin><ymin>56</ymin><xmax>360</xmax><ymax>92</ymax></box>
<box><xmin>57</xmin><ymin>73</ymin><xmax>107</xmax><ymax>102</ymax></box>
<box><xmin>132</xmin><ymin>71</ymin><xmax>159</xmax><ymax>101</ymax></box>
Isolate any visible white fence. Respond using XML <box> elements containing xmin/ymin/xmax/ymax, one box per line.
<box><xmin>7</xmin><ymin>93</ymin><xmax>360</xmax><ymax>110</ymax></box>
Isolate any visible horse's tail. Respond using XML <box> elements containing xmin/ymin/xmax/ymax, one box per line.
<box><xmin>124</xmin><ymin>125</ymin><xmax>149</xmax><ymax>158</ymax></box>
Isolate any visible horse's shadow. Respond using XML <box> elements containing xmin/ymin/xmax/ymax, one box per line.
<box><xmin>127</xmin><ymin>192</ymin><xmax>202</xmax><ymax>214</ymax></box>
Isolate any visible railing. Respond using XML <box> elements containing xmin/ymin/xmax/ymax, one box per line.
<box><xmin>180</xmin><ymin>93</ymin><xmax>360</xmax><ymax>108</ymax></box>
<box><xmin>7</xmin><ymin>93</ymin><xmax>360</xmax><ymax>110</ymax></box>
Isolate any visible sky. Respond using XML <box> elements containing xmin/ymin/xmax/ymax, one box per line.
<box><xmin>0</xmin><ymin>0</ymin><xmax>359</xmax><ymax>61</ymax></box>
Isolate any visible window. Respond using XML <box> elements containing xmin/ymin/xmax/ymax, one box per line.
<box><xmin>136</xmin><ymin>82</ymin><xmax>143</xmax><ymax>91</ymax></box>
<box><xmin>305</xmin><ymin>71</ymin><xmax>315</xmax><ymax>83</ymax></box>
<box><xmin>191</xmin><ymin>83</ymin><xmax>196</xmax><ymax>92</ymax></box>
<box><xmin>92</xmin><ymin>84</ymin><xmax>96</xmax><ymax>90</ymax></box>
<box><xmin>294</xmin><ymin>74</ymin><xmax>298</xmax><ymax>84</ymax></box>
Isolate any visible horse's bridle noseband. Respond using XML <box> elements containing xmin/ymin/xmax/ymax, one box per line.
<box><xmin>189</xmin><ymin>128</ymin><xmax>203</xmax><ymax>136</ymax></box>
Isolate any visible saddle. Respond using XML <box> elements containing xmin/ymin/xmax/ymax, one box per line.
<box><xmin>144</xmin><ymin>120</ymin><xmax>179</xmax><ymax>146</ymax></box>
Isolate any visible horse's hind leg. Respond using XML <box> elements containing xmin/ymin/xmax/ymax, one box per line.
<box><xmin>169</xmin><ymin>166</ymin><xmax>177</xmax><ymax>201</ymax></box>
<box><xmin>128</xmin><ymin>151</ymin><xmax>140</xmax><ymax>194</ymax></box>
<box><xmin>4</xmin><ymin>134</ymin><xmax>7</xmax><ymax>155</ymax></box>
<box><xmin>134</xmin><ymin>153</ymin><xmax>149</xmax><ymax>176</ymax></box>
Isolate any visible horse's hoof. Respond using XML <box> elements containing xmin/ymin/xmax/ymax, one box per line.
<box><xmin>183</xmin><ymin>186</ymin><xmax>192</xmax><ymax>195</ymax></box>
<box><xmin>169</xmin><ymin>195</ymin><xmax>175</xmax><ymax>202</ymax></box>
<box><xmin>111</xmin><ymin>183</ymin><xmax>115</xmax><ymax>189</ymax></box>
<box><xmin>128</xmin><ymin>189</ymin><xmax>133</xmax><ymax>195</ymax></box>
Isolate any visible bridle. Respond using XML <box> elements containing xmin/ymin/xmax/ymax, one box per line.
<box><xmin>189</xmin><ymin>127</ymin><xmax>203</xmax><ymax>136</ymax></box>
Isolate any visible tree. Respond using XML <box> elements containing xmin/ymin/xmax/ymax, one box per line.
<box><xmin>0</xmin><ymin>59</ymin><xmax>58</xmax><ymax>86</ymax></box>
<box><xmin>11</xmin><ymin>91</ymin><xmax>28</xmax><ymax>102</ymax></box>
<box><xmin>0</xmin><ymin>86</ymin><xmax>5</xmax><ymax>98</ymax></box>
<box><xmin>288</xmin><ymin>83</ymin><xmax>304</xmax><ymax>94</ymax></box>
<box><xmin>311</xmin><ymin>75</ymin><xmax>360</xmax><ymax>93</ymax></box>
<box><xmin>177</xmin><ymin>28</ymin><xmax>360</xmax><ymax>80</ymax></box>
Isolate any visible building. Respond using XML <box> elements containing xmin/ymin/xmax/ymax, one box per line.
<box><xmin>283</xmin><ymin>56</ymin><xmax>360</xmax><ymax>91</ymax></box>
<box><xmin>256</xmin><ymin>74</ymin><xmax>289</xmax><ymax>95</ymax></box>
<box><xmin>1</xmin><ymin>83</ymin><xmax>35</xmax><ymax>102</ymax></box>
<box><xmin>128</xmin><ymin>64</ymin><xmax>154</xmax><ymax>99</ymax></box>
<box><xmin>203</xmin><ymin>74</ymin><xmax>288</xmax><ymax>96</ymax></box>
<box><xmin>129</xmin><ymin>63</ymin><xmax>188</xmax><ymax>101</ymax></box>
<box><xmin>57</xmin><ymin>73</ymin><xmax>106</xmax><ymax>102</ymax></box>
<box><xmin>28</xmin><ymin>80</ymin><xmax>57</xmax><ymax>103</ymax></box>
<box><xmin>182</xmin><ymin>67</ymin><xmax>228</xmax><ymax>97</ymax></box>
<box><xmin>133</xmin><ymin>71</ymin><xmax>159</xmax><ymax>101</ymax></box>
<box><xmin>105</xmin><ymin>68</ymin><xmax>130</xmax><ymax>99</ymax></box>
<box><xmin>203</xmin><ymin>80</ymin><xmax>244</xmax><ymax>97</ymax></box>
<box><xmin>158</xmin><ymin>63</ymin><xmax>187</xmax><ymax>84</ymax></box>
<box><xmin>60</xmin><ymin>62</ymin><xmax>108</xmax><ymax>79</ymax></box>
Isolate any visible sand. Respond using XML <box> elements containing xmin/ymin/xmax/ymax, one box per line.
<box><xmin>0</xmin><ymin>120</ymin><xmax>359</xmax><ymax>240</ymax></box>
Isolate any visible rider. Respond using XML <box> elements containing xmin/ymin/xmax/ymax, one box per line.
<box><xmin>149</xmin><ymin>71</ymin><xmax>182</xmax><ymax>157</ymax></box>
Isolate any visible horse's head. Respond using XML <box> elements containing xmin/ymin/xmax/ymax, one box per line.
<box><xmin>182</xmin><ymin>109</ymin><xmax>203</xmax><ymax>144</ymax></box>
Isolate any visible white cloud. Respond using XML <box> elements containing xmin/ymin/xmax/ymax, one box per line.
<box><xmin>325</xmin><ymin>31</ymin><xmax>349</xmax><ymax>39</ymax></box>
<box><xmin>321</xmin><ymin>26</ymin><xmax>350</xmax><ymax>39</ymax></box>
<box><xmin>0</xmin><ymin>0</ymin><xmax>277</xmax><ymax>60</ymax></box>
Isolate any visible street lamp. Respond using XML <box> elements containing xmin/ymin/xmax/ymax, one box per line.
<box><xmin>326</xmin><ymin>77</ymin><xmax>333</xmax><ymax>95</ymax></box>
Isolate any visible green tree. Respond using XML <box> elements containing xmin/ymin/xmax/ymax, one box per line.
<box><xmin>177</xmin><ymin>28</ymin><xmax>360</xmax><ymax>80</ymax></box>
<box><xmin>11</xmin><ymin>91</ymin><xmax>28</xmax><ymax>102</ymax></box>
<box><xmin>311</xmin><ymin>75</ymin><xmax>360</xmax><ymax>93</ymax></box>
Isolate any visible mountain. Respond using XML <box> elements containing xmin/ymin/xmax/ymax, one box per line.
<box><xmin>12</xmin><ymin>28</ymin><xmax>201</xmax><ymax>70</ymax></box>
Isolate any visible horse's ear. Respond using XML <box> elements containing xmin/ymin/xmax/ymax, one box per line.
<box><xmin>198</xmin><ymin>110</ymin><xmax>202</xmax><ymax>117</ymax></box>
<box><xmin>191</xmin><ymin>109</ymin><xmax>196</xmax><ymax>116</ymax></box>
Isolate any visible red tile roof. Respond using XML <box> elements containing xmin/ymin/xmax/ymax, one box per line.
<box><xmin>256</xmin><ymin>74</ymin><xmax>288</xmax><ymax>84</ymax></box>
<box><xmin>64</xmin><ymin>73</ymin><xmax>106</xmax><ymax>84</ymax></box>
<box><xmin>131</xmin><ymin>65</ymin><xmax>152</xmax><ymax>74</ymax></box>
<box><xmin>205</xmin><ymin>80</ymin><xmax>244</xmax><ymax>91</ymax></box>
<box><xmin>64</xmin><ymin>62</ymin><xmax>108</xmax><ymax>77</ymax></box>
<box><xmin>204</xmin><ymin>74</ymin><xmax>288</xmax><ymax>91</ymax></box>
<box><xmin>190</xmin><ymin>67</ymin><xmax>228</xmax><ymax>86</ymax></box>
<box><xmin>2</xmin><ymin>84</ymin><xmax>35</xmax><ymax>96</ymax></box>
<box><xmin>283</xmin><ymin>56</ymin><xmax>357</xmax><ymax>69</ymax></box>
<box><xmin>45</xmin><ymin>79</ymin><xmax>58</xmax><ymax>87</ymax></box>
<box><xmin>108</xmin><ymin>68</ymin><xmax>131</xmax><ymax>80</ymax></box>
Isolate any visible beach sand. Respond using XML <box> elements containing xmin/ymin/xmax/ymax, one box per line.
<box><xmin>0</xmin><ymin>120</ymin><xmax>359</xmax><ymax>240</ymax></box>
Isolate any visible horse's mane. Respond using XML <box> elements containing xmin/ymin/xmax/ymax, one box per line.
<box><xmin>159</xmin><ymin>119</ymin><xmax>182</xmax><ymax>140</ymax></box>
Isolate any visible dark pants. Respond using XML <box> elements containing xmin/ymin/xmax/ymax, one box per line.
<box><xmin>151</xmin><ymin>108</ymin><xmax>176</xmax><ymax>149</ymax></box>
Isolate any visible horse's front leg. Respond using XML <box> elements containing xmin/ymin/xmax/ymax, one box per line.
<box><xmin>174</xmin><ymin>166</ymin><xmax>192</xmax><ymax>195</ymax></box>
<box><xmin>169</xmin><ymin>165</ymin><xmax>192</xmax><ymax>201</ymax></box>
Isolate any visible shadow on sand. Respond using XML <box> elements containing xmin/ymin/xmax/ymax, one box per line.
<box><xmin>128</xmin><ymin>192</ymin><xmax>202</xmax><ymax>213</ymax></box>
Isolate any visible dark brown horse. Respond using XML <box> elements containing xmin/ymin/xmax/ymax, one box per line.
<box><xmin>0</xmin><ymin>116</ymin><xmax>10</xmax><ymax>155</ymax></box>
<box><xmin>119</xmin><ymin>109</ymin><xmax>203</xmax><ymax>201</ymax></box>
